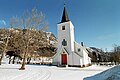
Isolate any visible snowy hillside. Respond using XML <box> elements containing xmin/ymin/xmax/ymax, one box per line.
<box><xmin>0</xmin><ymin>28</ymin><xmax>57</xmax><ymax>47</ymax></box>
<box><xmin>45</xmin><ymin>32</ymin><xmax>57</xmax><ymax>47</ymax></box>
<box><xmin>84</xmin><ymin>65</ymin><xmax>120</xmax><ymax>80</ymax></box>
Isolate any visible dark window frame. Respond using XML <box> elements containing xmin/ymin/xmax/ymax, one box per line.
<box><xmin>62</xmin><ymin>26</ymin><xmax>65</xmax><ymax>30</ymax></box>
<box><xmin>62</xmin><ymin>39</ymin><xmax>67</xmax><ymax>46</ymax></box>
<box><xmin>78</xmin><ymin>48</ymin><xmax>80</xmax><ymax>52</ymax></box>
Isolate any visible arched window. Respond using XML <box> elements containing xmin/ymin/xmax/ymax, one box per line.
<box><xmin>62</xmin><ymin>39</ymin><xmax>67</xmax><ymax>46</ymax></box>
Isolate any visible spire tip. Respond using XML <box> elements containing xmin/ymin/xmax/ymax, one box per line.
<box><xmin>64</xmin><ymin>0</ymin><xmax>66</xmax><ymax>7</ymax></box>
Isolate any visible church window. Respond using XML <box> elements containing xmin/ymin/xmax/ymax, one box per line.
<box><xmin>62</xmin><ymin>39</ymin><xmax>67</xmax><ymax>46</ymax></box>
<box><xmin>62</xmin><ymin>26</ymin><xmax>65</xmax><ymax>30</ymax></box>
<box><xmin>78</xmin><ymin>48</ymin><xmax>80</xmax><ymax>52</ymax></box>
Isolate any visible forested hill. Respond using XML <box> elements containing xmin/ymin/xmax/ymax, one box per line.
<box><xmin>0</xmin><ymin>28</ymin><xmax>57</xmax><ymax>57</ymax></box>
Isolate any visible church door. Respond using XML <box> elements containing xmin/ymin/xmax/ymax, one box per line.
<box><xmin>61</xmin><ymin>54</ymin><xmax>67</xmax><ymax>65</ymax></box>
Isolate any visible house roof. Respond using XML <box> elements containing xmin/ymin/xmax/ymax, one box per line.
<box><xmin>74</xmin><ymin>52</ymin><xmax>83</xmax><ymax>58</ymax></box>
<box><xmin>74</xmin><ymin>41</ymin><xmax>90</xmax><ymax>55</ymax></box>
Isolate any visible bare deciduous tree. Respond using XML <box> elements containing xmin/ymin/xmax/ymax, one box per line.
<box><xmin>0</xmin><ymin>28</ymin><xmax>13</xmax><ymax>65</ymax></box>
<box><xmin>10</xmin><ymin>8</ymin><xmax>48</xmax><ymax>70</ymax></box>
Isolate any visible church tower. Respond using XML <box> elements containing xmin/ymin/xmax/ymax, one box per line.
<box><xmin>58</xmin><ymin>6</ymin><xmax>75</xmax><ymax>52</ymax></box>
<box><xmin>52</xmin><ymin>5</ymin><xmax>91</xmax><ymax>66</ymax></box>
<box><xmin>56</xmin><ymin>6</ymin><xmax>75</xmax><ymax>65</ymax></box>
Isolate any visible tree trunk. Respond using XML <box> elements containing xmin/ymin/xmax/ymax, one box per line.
<box><xmin>27</xmin><ymin>57</ymin><xmax>31</xmax><ymax>64</ymax></box>
<box><xmin>0</xmin><ymin>36</ymin><xmax>9</xmax><ymax>65</ymax></box>
<box><xmin>19</xmin><ymin>52</ymin><xmax>27</xmax><ymax>70</ymax></box>
<box><xmin>19</xmin><ymin>30</ymin><xmax>30</xmax><ymax>70</ymax></box>
<box><xmin>0</xmin><ymin>53</ymin><xmax>4</xmax><ymax>65</ymax></box>
<box><xmin>12</xmin><ymin>56</ymin><xmax>16</xmax><ymax>64</ymax></box>
<box><xmin>17</xmin><ymin>58</ymin><xmax>20</xmax><ymax>64</ymax></box>
<box><xmin>8</xmin><ymin>56</ymin><xmax>12</xmax><ymax>64</ymax></box>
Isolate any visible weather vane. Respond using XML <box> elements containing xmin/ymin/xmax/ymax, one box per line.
<box><xmin>64</xmin><ymin>0</ymin><xmax>66</xmax><ymax>7</ymax></box>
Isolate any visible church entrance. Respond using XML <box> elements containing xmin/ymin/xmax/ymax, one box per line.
<box><xmin>61</xmin><ymin>53</ymin><xmax>67</xmax><ymax>65</ymax></box>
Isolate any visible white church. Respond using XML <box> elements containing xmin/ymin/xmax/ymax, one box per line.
<box><xmin>52</xmin><ymin>6</ymin><xmax>91</xmax><ymax>67</ymax></box>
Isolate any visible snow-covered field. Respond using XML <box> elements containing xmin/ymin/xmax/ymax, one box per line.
<box><xmin>0</xmin><ymin>64</ymin><xmax>112</xmax><ymax>80</ymax></box>
<box><xmin>84</xmin><ymin>65</ymin><xmax>120</xmax><ymax>80</ymax></box>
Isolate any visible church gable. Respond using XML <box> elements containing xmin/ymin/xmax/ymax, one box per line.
<box><xmin>74</xmin><ymin>42</ymin><xmax>83</xmax><ymax>56</ymax></box>
<box><xmin>61</xmin><ymin>47</ymin><xmax>69</xmax><ymax>55</ymax></box>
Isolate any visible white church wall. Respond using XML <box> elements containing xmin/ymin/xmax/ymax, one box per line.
<box><xmin>69</xmin><ymin>22</ymin><xmax>75</xmax><ymax>52</ymax></box>
<box><xmin>57</xmin><ymin>21</ymin><xmax>74</xmax><ymax>54</ymax></box>
<box><xmin>82</xmin><ymin>50</ymin><xmax>90</xmax><ymax>65</ymax></box>
<box><xmin>52</xmin><ymin>53</ymin><xmax>61</xmax><ymax>65</ymax></box>
<box><xmin>72</xmin><ymin>52</ymin><xmax>81</xmax><ymax>65</ymax></box>
<box><xmin>88</xmin><ymin>57</ymin><xmax>91</xmax><ymax>64</ymax></box>
<box><xmin>74</xmin><ymin>42</ymin><xmax>83</xmax><ymax>57</ymax></box>
<box><xmin>68</xmin><ymin>53</ymin><xmax>73</xmax><ymax>65</ymax></box>
<box><xmin>80</xmin><ymin>58</ymin><xmax>83</xmax><ymax>66</ymax></box>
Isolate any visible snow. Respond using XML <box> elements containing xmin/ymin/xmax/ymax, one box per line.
<box><xmin>0</xmin><ymin>64</ymin><xmax>112</xmax><ymax>80</ymax></box>
<box><xmin>84</xmin><ymin>65</ymin><xmax>120</xmax><ymax>80</ymax></box>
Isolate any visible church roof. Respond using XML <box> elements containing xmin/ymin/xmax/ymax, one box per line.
<box><xmin>60</xmin><ymin>6</ymin><xmax>69</xmax><ymax>23</ymax></box>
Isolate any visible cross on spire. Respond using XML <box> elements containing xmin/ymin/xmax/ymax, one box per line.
<box><xmin>64</xmin><ymin>0</ymin><xmax>66</xmax><ymax>7</ymax></box>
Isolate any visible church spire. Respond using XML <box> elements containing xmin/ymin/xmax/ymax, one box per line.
<box><xmin>61</xmin><ymin>4</ymin><xmax>69</xmax><ymax>23</ymax></box>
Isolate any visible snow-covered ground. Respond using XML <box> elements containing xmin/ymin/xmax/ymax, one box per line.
<box><xmin>84</xmin><ymin>65</ymin><xmax>120</xmax><ymax>80</ymax></box>
<box><xmin>0</xmin><ymin>64</ymin><xmax>112</xmax><ymax>80</ymax></box>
